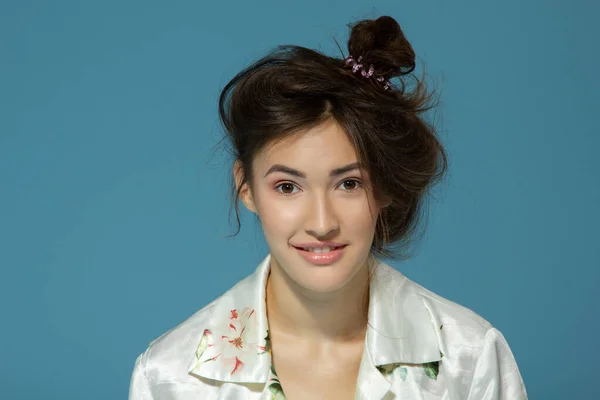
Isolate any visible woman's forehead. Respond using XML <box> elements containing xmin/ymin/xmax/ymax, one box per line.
<box><xmin>256</xmin><ymin>121</ymin><xmax>359</xmax><ymax>170</ymax></box>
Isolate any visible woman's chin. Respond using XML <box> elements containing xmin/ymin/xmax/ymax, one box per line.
<box><xmin>286</xmin><ymin>263</ymin><xmax>367</xmax><ymax>294</ymax></box>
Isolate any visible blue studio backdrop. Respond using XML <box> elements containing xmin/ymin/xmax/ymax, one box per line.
<box><xmin>1</xmin><ymin>1</ymin><xmax>598</xmax><ymax>398</ymax></box>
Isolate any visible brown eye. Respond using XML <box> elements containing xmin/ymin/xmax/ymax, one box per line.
<box><xmin>275</xmin><ymin>182</ymin><xmax>298</xmax><ymax>195</ymax></box>
<box><xmin>340</xmin><ymin>179</ymin><xmax>361</xmax><ymax>191</ymax></box>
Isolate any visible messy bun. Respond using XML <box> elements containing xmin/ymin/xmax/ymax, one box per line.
<box><xmin>348</xmin><ymin>16</ymin><xmax>416</xmax><ymax>78</ymax></box>
<box><xmin>218</xmin><ymin>15</ymin><xmax>448</xmax><ymax>260</ymax></box>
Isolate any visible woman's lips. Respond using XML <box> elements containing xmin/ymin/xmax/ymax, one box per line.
<box><xmin>293</xmin><ymin>245</ymin><xmax>347</xmax><ymax>265</ymax></box>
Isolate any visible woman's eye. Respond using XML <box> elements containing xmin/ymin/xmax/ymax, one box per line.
<box><xmin>275</xmin><ymin>182</ymin><xmax>299</xmax><ymax>195</ymax></box>
<box><xmin>275</xmin><ymin>180</ymin><xmax>361</xmax><ymax>196</ymax></box>
<box><xmin>340</xmin><ymin>179</ymin><xmax>362</xmax><ymax>191</ymax></box>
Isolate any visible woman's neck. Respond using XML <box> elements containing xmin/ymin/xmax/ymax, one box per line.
<box><xmin>265</xmin><ymin>257</ymin><xmax>370</xmax><ymax>344</ymax></box>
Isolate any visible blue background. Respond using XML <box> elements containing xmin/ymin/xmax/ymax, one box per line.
<box><xmin>1</xmin><ymin>0</ymin><xmax>598</xmax><ymax>398</ymax></box>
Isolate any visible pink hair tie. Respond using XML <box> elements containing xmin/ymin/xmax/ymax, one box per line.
<box><xmin>344</xmin><ymin>55</ymin><xmax>391</xmax><ymax>90</ymax></box>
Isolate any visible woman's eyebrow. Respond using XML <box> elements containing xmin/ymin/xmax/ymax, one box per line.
<box><xmin>264</xmin><ymin>162</ymin><xmax>361</xmax><ymax>179</ymax></box>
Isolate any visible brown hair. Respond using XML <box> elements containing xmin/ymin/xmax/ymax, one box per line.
<box><xmin>217</xmin><ymin>15</ymin><xmax>448</xmax><ymax>261</ymax></box>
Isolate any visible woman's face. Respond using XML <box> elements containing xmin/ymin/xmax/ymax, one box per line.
<box><xmin>235</xmin><ymin>118</ymin><xmax>385</xmax><ymax>294</ymax></box>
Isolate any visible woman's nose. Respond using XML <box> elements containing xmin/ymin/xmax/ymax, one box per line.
<box><xmin>304</xmin><ymin>194</ymin><xmax>340</xmax><ymax>238</ymax></box>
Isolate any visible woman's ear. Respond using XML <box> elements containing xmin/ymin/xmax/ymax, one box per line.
<box><xmin>233</xmin><ymin>160</ymin><xmax>257</xmax><ymax>214</ymax></box>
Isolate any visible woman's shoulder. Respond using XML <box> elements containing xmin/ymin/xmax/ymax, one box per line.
<box><xmin>409</xmin><ymin>277</ymin><xmax>493</xmax><ymax>332</ymax></box>
<box><xmin>150</xmin><ymin>299</ymin><xmax>218</xmax><ymax>351</ymax></box>
<box><xmin>136</xmin><ymin>299</ymin><xmax>219</xmax><ymax>377</ymax></box>
<box><xmin>132</xmin><ymin>270</ymin><xmax>260</xmax><ymax>384</ymax></box>
<box><xmin>377</xmin><ymin>262</ymin><xmax>493</xmax><ymax>334</ymax></box>
<box><xmin>375</xmin><ymin>262</ymin><xmax>498</xmax><ymax>357</ymax></box>
<box><xmin>397</xmin><ymin>271</ymin><xmax>519</xmax><ymax>373</ymax></box>
<box><xmin>143</xmin><ymin>268</ymin><xmax>260</xmax><ymax>354</ymax></box>
<box><xmin>378</xmin><ymin>267</ymin><xmax>526</xmax><ymax>398</ymax></box>
<box><xmin>129</xmin><ymin>299</ymin><xmax>223</xmax><ymax>398</ymax></box>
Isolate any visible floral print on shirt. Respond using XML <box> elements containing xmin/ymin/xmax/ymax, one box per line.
<box><xmin>193</xmin><ymin>308</ymin><xmax>443</xmax><ymax>398</ymax></box>
<box><xmin>262</xmin><ymin>330</ymin><xmax>286</xmax><ymax>399</ymax></box>
<box><xmin>377</xmin><ymin>363</ymin><xmax>409</xmax><ymax>381</ymax></box>
<box><xmin>266</xmin><ymin>364</ymin><xmax>286</xmax><ymax>400</ymax></box>
<box><xmin>193</xmin><ymin>307</ymin><xmax>268</xmax><ymax>376</ymax></box>
<box><xmin>377</xmin><ymin>329</ymin><xmax>444</xmax><ymax>383</ymax></box>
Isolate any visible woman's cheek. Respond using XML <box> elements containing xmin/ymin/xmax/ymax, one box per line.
<box><xmin>259</xmin><ymin>197</ymin><xmax>300</xmax><ymax>227</ymax></box>
<box><xmin>342</xmin><ymin>198</ymin><xmax>375</xmax><ymax>220</ymax></box>
<box><xmin>274</xmin><ymin>204</ymin><xmax>303</xmax><ymax>224</ymax></box>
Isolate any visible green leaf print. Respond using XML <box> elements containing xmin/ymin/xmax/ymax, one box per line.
<box><xmin>376</xmin><ymin>364</ymin><xmax>393</xmax><ymax>376</ymax></box>
<box><xmin>258</xmin><ymin>330</ymin><xmax>272</xmax><ymax>355</ymax></box>
<box><xmin>268</xmin><ymin>355</ymin><xmax>286</xmax><ymax>399</ymax></box>
<box><xmin>423</xmin><ymin>361</ymin><xmax>440</xmax><ymax>380</ymax></box>
<box><xmin>398</xmin><ymin>366</ymin><xmax>408</xmax><ymax>381</ymax></box>
<box><xmin>376</xmin><ymin>363</ymin><xmax>408</xmax><ymax>381</ymax></box>
<box><xmin>264</xmin><ymin>331</ymin><xmax>272</xmax><ymax>353</ymax></box>
<box><xmin>268</xmin><ymin>381</ymin><xmax>285</xmax><ymax>399</ymax></box>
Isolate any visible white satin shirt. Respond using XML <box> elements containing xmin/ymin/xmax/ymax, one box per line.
<box><xmin>129</xmin><ymin>254</ymin><xmax>527</xmax><ymax>399</ymax></box>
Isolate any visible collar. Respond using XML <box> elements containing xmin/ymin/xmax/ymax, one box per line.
<box><xmin>187</xmin><ymin>253</ymin><xmax>442</xmax><ymax>384</ymax></box>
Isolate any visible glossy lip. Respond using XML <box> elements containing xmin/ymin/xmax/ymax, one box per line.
<box><xmin>292</xmin><ymin>241</ymin><xmax>347</xmax><ymax>249</ymax></box>
<box><xmin>292</xmin><ymin>243</ymin><xmax>347</xmax><ymax>265</ymax></box>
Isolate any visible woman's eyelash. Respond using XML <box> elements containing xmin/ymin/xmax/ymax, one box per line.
<box><xmin>274</xmin><ymin>179</ymin><xmax>363</xmax><ymax>195</ymax></box>
<box><xmin>340</xmin><ymin>179</ymin><xmax>363</xmax><ymax>191</ymax></box>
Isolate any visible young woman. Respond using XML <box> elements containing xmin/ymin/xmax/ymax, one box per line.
<box><xmin>129</xmin><ymin>15</ymin><xmax>527</xmax><ymax>400</ymax></box>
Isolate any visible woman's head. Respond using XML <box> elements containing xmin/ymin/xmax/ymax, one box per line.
<box><xmin>219</xmin><ymin>16</ymin><xmax>447</xmax><ymax>284</ymax></box>
<box><xmin>233</xmin><ymin>117</ymin><xmax>383</xmax><ymax>293</ymax></box>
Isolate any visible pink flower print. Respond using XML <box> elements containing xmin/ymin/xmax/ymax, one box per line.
<box><xmin>217</xmin><ymin>308</ymin><xmax>258</xmax><ymax>374</ymax></box>
<box><xmin>193</xmin><ymin>307</ymin><xmax>265</xmax><ymax>377</ymax></box>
